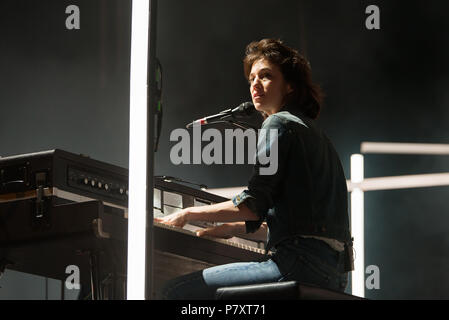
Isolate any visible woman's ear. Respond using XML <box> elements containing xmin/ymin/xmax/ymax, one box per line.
<box><xmin>287</xmin><ymin>83</ymin><xmax>294</xmax><ymax>94</ymax></box>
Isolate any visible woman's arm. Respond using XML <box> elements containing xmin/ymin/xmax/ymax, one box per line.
<box><xmin>154</xmin><ymin>200</ymin><xmax>260</xmax><ymax>228</ymax></box>
<box><xmin>196</xmin><ymin>222</ymin><xmax>268</xmax><ymax>242</ymax></box>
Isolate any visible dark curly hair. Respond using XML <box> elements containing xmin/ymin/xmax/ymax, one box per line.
<box><xmin>243</xmin><ymin>38</ymin><xmax>324</xmax><ymax>120</ymax></box>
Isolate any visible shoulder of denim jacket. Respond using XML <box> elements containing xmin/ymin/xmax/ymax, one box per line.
<box><xmin>271</xmin><ymin>111</ymin><xmax>309</xmax><ymax>129</ymax></box>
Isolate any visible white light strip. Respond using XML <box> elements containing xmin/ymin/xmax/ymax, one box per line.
<box><xmin>350</xmin><ymin>154</ymin><xmax>364</xmax><ymax>298</ymax></box>
<box><xmin>361</xmin><ymin>142</ymin><xmax>449</xmax><ymax>155</ymax></box>
<box><xmin>351</xmin><ymin>188</ymin><xmax>364</xmax><ymax>298</ymax></box>
<box><xmin>127</xmin><ymin>0</ymin><xmax>150</xmax><ymax>300</ymax></box>
<box><xmin>347</xmin><ymin>172</ymin><xmax>449</xmax><ymax>192</ymax></box>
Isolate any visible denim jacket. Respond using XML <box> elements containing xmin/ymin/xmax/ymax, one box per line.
<box><xmin>232</xmin><ymin>108</ymin><xmax>352</xmax><ymax>252</ymax></box>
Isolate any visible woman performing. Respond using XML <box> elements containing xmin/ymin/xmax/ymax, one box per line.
<box><xmin>156</xmin><ymin>38</ymin><xmax>353</xmax><ymax>299</ymax></box>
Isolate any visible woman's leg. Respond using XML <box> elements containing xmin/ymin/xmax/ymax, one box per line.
<box><xmin>160</xmin><ymin>259</ymin><xmax>283</xmax><ymax>300</ymax></box>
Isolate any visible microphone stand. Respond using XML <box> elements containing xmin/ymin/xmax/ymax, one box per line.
<box><xmin>187</xmin><ymin>113</ymin><xmax>259</xmax><ymax>131</ymax></box>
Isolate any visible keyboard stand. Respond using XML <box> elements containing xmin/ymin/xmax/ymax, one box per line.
<box><xmin>0</xmin><ymin>199</ymin><xmax>127</xmax><ymax>300</ymax></box>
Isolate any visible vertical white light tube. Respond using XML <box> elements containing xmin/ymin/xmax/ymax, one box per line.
<box><xmin>127</xmin><ymin>0</ymin><xmax>150</xmax><ymax>300</ymax></box>
<box><xmin>350</xmin><ymin>154</ymin><xmax>365</xmax><ymax>298</ymax></box>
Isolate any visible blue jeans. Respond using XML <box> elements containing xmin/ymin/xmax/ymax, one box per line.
<box><xmin>272</xmin><ymin>237</ymin><xmax>348</xmax><ymax>292</ymax></box>
<box><xmin>159</xmin><ymin>237</ymin><xmax>348</xmax><ymax>300</ymax></box>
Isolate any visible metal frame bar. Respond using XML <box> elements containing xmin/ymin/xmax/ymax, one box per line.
<box><xmin>350</xmin><ymin>142</ymin><xmax>449</xmax><ymax>298</ymax></box>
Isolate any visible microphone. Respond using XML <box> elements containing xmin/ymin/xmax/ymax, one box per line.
<box><xmin>186</xmin><ymin>102</ymin><xmax>255</xmax><ymax>129</ymax></box>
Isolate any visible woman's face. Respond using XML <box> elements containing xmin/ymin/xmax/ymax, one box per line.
<box><xmin>249</xmin><ymin>58</ymin><xmax>292</xmax><ymax>116</ymax></box>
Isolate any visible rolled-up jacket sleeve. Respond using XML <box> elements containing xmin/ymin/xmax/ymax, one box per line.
<box><xmin>231</xmin><ymin>115</ymin><xmax>293</xmax><ymax>233</ymax></box>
